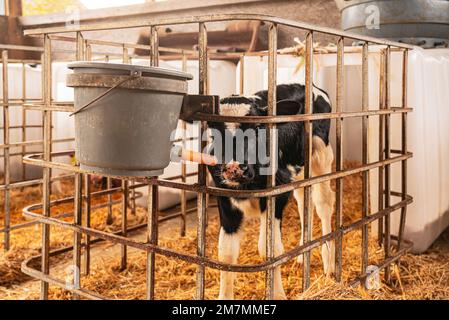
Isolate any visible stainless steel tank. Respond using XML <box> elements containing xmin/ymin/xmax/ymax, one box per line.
<box><xmin>337</xmin><ymin>0</ymin><xmax>449</xmax><ymax>48</ymax></box>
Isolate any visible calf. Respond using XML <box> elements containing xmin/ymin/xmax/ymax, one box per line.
<box><xmin>207</xmin><ymin>83</ymin><xmax>336</xmax><ymax>300</ymax></box>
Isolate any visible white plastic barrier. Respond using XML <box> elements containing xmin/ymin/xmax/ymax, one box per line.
<box><xmin>0</xmin><ymin>62</ymin><xmax>77</xmax><ymax>184</ymax></box>
<box><xmin>0</xmin><ymin>63</ymin><xmax>43</xmax><ymax>181</ymax></box>
<box><xmin>237</xmin><ymin>49</ymin><xmax>449</xmax><ymax>253</ymax></box>
<box><xmin>48</xmin><ymin>62</ymin><xmax>76</xmax><ymax>194</ymax></box>
<box><xmin>371</xmin><ymin>49</ymin><xmax>449</xmax><ymax>252</ymax></box>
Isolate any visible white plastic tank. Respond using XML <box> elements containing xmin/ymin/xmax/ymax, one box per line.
<box><xmin>238</xmin><ymin>49</ymin><xmax>449</xmax><ymax>252</ymax></box>
<box><xmin>0</xmin><ymin>63</ymin><xmax>44</xmax><ymax>181</ymax></box>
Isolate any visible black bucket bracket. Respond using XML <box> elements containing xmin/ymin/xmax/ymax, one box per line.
<box><xmin>180</xmin><ymin>94</ymin><xmax>219</xmax><ymax>122</ymax></box>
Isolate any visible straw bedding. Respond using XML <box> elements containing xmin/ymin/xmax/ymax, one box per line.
<box><xmin>0</xmin><ymin>162</ymin><xmax>448</xmax><ymax>300</ymax></box>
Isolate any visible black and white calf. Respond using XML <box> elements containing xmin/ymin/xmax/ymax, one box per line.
<box><xmin>207</xmin><ymin>83</ymin><xmax>336</xmax><ymax>300</ymax></box>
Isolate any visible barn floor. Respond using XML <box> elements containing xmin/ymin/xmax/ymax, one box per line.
<box><xmin>0</xmin><ymin>162</ymin><xmax>448</xmax><ymax>300</ymax></box>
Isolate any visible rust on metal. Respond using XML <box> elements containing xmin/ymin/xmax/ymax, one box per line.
<box><xmin>302</xmin><ymin>30</ymin><xmax>314</xmax><ymax>291</ymax></box>
<box><xmin>265</xmin><ymin>22</ymin><xmax>278</xmax><ymax>300</ymax></box>
<box><xmin>334</xmin><ymin>36</ymin><xmax>344</xmax><ymax>282</ymax></box>
<box><xmin>361</xmin><ymin>42</ymin><xmax>369</xmax><ymax>277</ymax></box>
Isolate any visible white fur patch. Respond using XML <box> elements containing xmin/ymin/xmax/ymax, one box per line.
<box><xmin>219</xmin><ymin>103</ymin><xmax>252</xmax><ymax>134</ymax></box>
<box><xmin>230</xmin><ymin>198</ymin><xmax>261</xmax><ymax>219</ymax></box>
<box><xmin>287</xmin><ymin>164</ymin><xmax>304</xmax><ymax>181</ymax></box>
<box><xmin>223</xmin><ymin>180</ymin><xmax>241</xmax><ymax>188</ymax></box>
<box><xmin>218</xmin><ymin>228</ymin><xmax>241</xmax><ymax>300</ymax></box>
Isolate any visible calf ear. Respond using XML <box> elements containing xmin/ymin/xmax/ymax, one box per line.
<box><xmin>277</xmin><ymin>99</ymin><xmax>303</xmax><ymax>115</ymax></box>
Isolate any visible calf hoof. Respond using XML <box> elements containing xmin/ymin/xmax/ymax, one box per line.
<box><xmin>218</xmin><ymin>294</ymin><xmax>234</xmax><ymax>300</ymax></box>
<box><xmin>274</xmin><ymin>290</ymin><xmax>287</xmax><ymax>300</ymax></box>
<box><xmin>324</xmin><ymin>264</ymin><xmax>336</xmax><ymax>278</ymax></box>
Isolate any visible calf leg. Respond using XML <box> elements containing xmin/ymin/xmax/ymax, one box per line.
<box><xmin>258</xmin><ymin>194</ymin><xmax>289</xmax><ymax>300</ymax></box>
<box><xmin>218</xmin><ymin>227</ymin><xmax>242</xmax><ymax>300</ymax></box>
<box><xmin>312</xmin><ymin>181</ymin><xmax>335</xmax><ymax>276</ymax></box>
<box><xmin>311</xmin><ymin>137</ymin><xmax>335</xmax><ymax>276</ymax></box>
<box><xmin>293</xmin><ymin>188</ymin><xmax>305</xmax><ymax>264</ymax></box>
<box><xmin>258</xmin><ymin>214</ymin><xmax>287</xmax><ymax>299</ymax></box>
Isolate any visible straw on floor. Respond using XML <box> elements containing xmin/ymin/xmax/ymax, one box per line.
<box><xmin>0</xmin><ymin>162</ymin><xmax>448</xmax><ymax>300</ymax></box>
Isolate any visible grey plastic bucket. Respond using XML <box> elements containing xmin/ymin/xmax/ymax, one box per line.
<box><xmin>67</xmin><ymin>62</ymin><xmax>193</xmax><ymax>177</ymax></box>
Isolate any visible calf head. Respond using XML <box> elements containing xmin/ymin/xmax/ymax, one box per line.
<box><xmin>207</xmin><ymin>95</ymin><xmax>302</xmax><ymax>189</ymax></box>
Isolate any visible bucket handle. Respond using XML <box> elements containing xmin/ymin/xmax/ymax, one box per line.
<box><xmin>69</xmin><ymin>70</ymin><xmax>142</xmax><ymax>117</ymax></box>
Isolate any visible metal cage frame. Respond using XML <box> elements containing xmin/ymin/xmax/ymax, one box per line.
<box><xmin>8</xmin><ymin>13</ymin><xmax>414</xmax><ymax>300</ymax></box>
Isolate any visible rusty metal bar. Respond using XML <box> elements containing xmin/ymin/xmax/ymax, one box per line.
<box><xmin>23</xmin><ymin>193</ymin><xmax>412</xmax><ymax>275</ymax></box>
<box><xmin>85</xmin><ymin>43</ymin><xmax>92</xmax><ymax>61</ymax></box>
<box><xmin>180</xmin><ymin>52</ymin><xmax>188</xmax><ymax>237</ymax></box>
<box><xmin>384</xmin><ymin>46</ymin><xmax>392</xmax><ymax>283</ymax></box>
<box><xmin>20</xmin><ymin>232</ymin><xmax>412</xmax><ymax>301</ymax></box>
<box><xmin>72</xmin><ymin>31</ymin><xmax>85</xmax><ymax>300</ymax></box>
<box><xmin>121</xmin><ymin>180</ymin><xmax>129</xmax><ymax>270</ymax></box>
<box><xmin>0</xmin><ymin>137</ymin><xmax>75</xmax><ymax>149</ymax></box>
<box><xmin>76</xmin><ymin>32</ymin><xmax>85</xmax><ymax>60</ymax></box>
<box><xmin>302</xmin><ymin>31</ymin><xmax>314</xmax><ymax>291</ymax></box>
<box><xmin>71</xmin><ymin>35</ymin><xmax>193</xmax><ymax>54</ymax></box>
<box><xmin>21</xmin><ymin>62</ymin><xmax>27</xmax><ymax>181</ymax></box>
<box><xmin>239</xmin><ymin>54</ymin><xmax>245</xmax><ymax>95</ymax></box>
<box><xmin>23</xmin><ymin>14</ymin><xmax>415</xmax><ymax>49</ymax></box>
<box><xmin>262</xmin><ymin>24</ymin><xmax>278</xmax><ymax>300</ymax></box>
<box><xmin>398</xmin><ymin>50</ymin><xmax>409</xmax><ymax>249</ymax></box>
<box><xmin>121</xmin><ymin>41</ymin><xmax>131</xmax><ymax>258</ymax></box>
<box><xmin>130</xmin><ymin>180</ymin><xmax>137</xmax><ymax>215</ymax></box>
<box><xmin>106</xmin><ymin>178</ymin><xmax>113</xmax><ymax>225</ymax></box>
<box><xmin>17</xmin><ymin>187</ymin><xmax>143</xmax><ymax>233</ymax></box>
<box><xmin>72</xmin><ymin>172</ymin><xmax>83</xmax><ymax>300</ymax></box>
<box><xmin>83</xmin><ymin>42</ymin><xmax>92</xmax><ymax>276</ymax></box>
<box><xmin>264</xmin><ymin>22</ymin><xmax>277</xmax><ymax>300</ymax></box>
<box><xmin>123</xmin><ymin>46</ymin><xmax>130</xmax><ymax>64</ymax></box>
<box><xmin>83</xmin><ymin>174</ymin><xmax>91</xmax><ymax>275</ymax></box>
<box><xmin>40</xmin><ymin>35</ymin><xmax>52</xmax><ymax>300</ymax></box>
<box><xmin>145</xmin><ymin>24</ymin><xmax>161</xmax><ymax>300</ymax></box>
<box><xmin>0</xmin><ymin>44</ymin><xmax>43</xmax><ymax>52</ymax></box>
<box><xmin>1</xmin><ymin>50</ymin><xmax>10</xmax><ymax>251</ymax></box>
<box><xmin>150</xmin><ymin>26</ymin><xmax>159</xmax><ymax>67</ymax></box>
<box><xmin>196</xmin><ymin>21</ymin><xmax>208</xmax><ymax>300</ymax></box>
<box><xmin>377</xmin><ymin>51</ymin><xmax>386</xmax><ymax>247</ymax></box>
<box><xmin>146</xmin><ymin>184</ymin><xmax>158</xmax><ymax>300</ymax></box>
<box><xmin>24</xmin><ymin>150</ymin><xmax>412</xmax><ymax>199</ymax></box>
<box><xmin>20</xmin><ymin>102</ymin><xmax>410</xmax><ymax>120</ymax></box>
<box><xmin>0</xmin><ymin>193</ymin><xmax>180</xmax><ymax>235</ymax></box>
<box><xmin>334</xmin><ymin>36</ymin><xmax>344</xmax><ymax>282</ymax></box>
<box><xmin>180</xmin><ymin>120</ymin><xmax>187</xmax><ymax>236</ymax></box>
<box><xmin>0</xmin><ymin>124</ymin><xmax>43</xmax><ymax>130</ymax></box>
<box><xmin>361</xmin><ymin>42</ymin><xmax>369</xmax><ymax>277</ymax></box>
<box><xmin>193</xmin><ymin>107</ymin><xmax>411</xmax><ymax>124</ymax></box>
